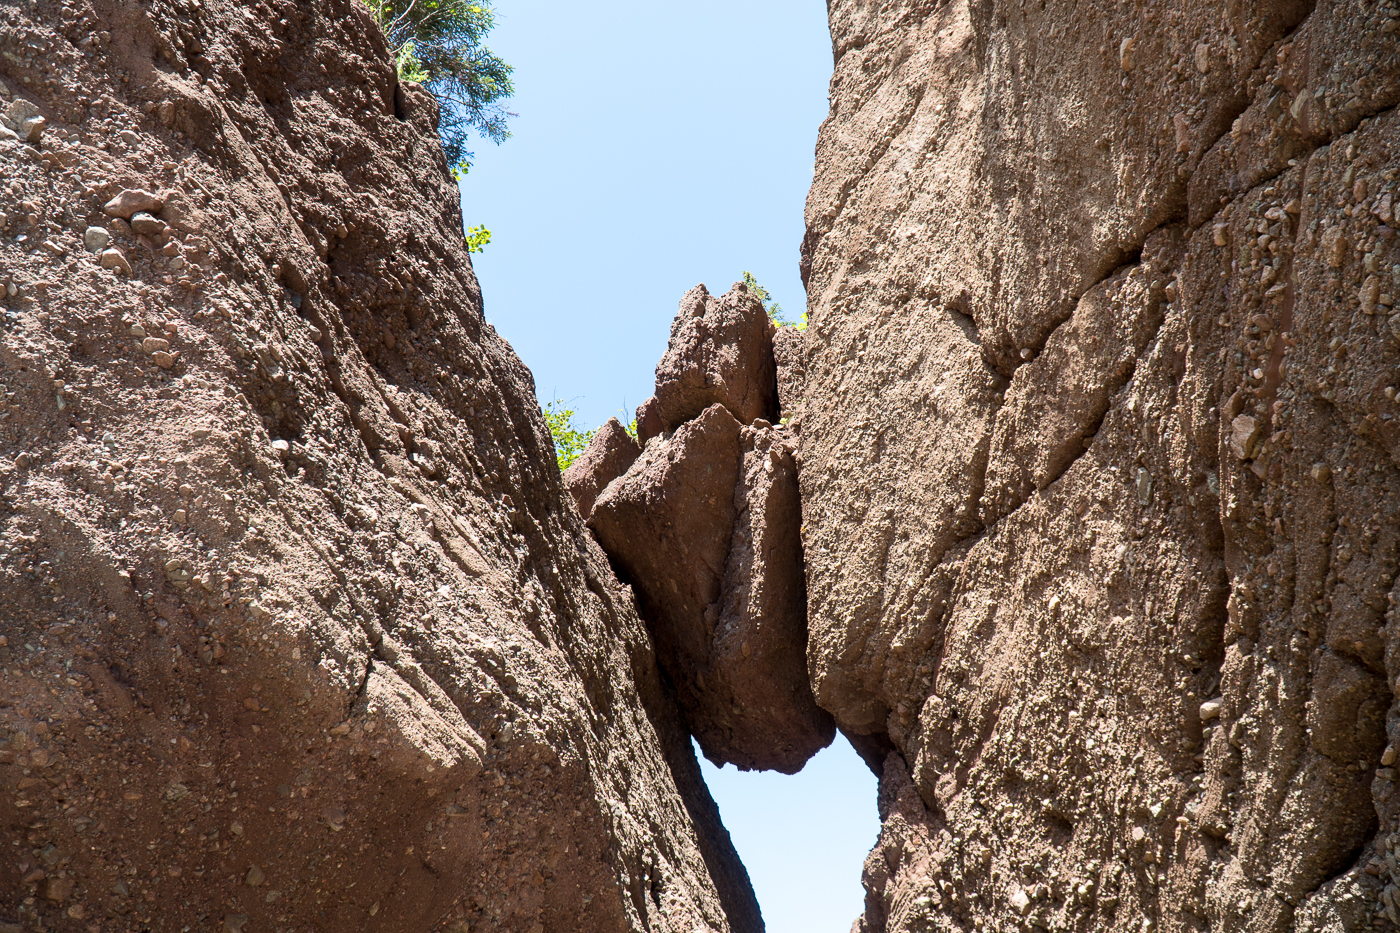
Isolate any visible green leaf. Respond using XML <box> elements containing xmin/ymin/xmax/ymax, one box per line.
<box><xmin>464</xmin><ymin>224</ymin><xmax>492</xmax><ymax>253</ymax></box>
<box><xmin>543</xmin><ymin>399</ymin><xmax>596</xmax><ymax>472</ymax></box>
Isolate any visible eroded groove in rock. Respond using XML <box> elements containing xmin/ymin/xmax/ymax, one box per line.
<box><xmin>800</xmin><ymin>0</ymin><xmax>1400</xmax><ymax>930</ymax></box>
<box><xmin>0</xmin><ymin>1</ymin><xmax>758</xmax><ymax>930</ymax></box>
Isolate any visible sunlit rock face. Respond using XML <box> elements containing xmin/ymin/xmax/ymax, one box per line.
<box><xmin>592</xmin><ymin>286</ymin><xmax>833</xmax><ymax>776</ymax></box>
<box><xmin>0</xmin><ymin>1</ymin><xmax>762</xmax><ymax>930</ymax></box>
<box><xmin>799</xmin><ymin>0</ymin><xmax>1400</xmax><ymax>929</ymax></box>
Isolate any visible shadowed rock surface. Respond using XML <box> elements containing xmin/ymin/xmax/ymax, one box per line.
<box><xmin>562</xmin><ymin>416</ymin><xmax>640</xmax><ymax>521</ymax></box>
<box><xmin>590</xmin><ymin>405</ymin><xmax>744</xmax><ymax>760</ymax></box>
<box><xmin>635</xmin><ymin>395</ymin><xmax>666</xmax><ymax>447</ymax></box>
<box><xmin>713</xmin><ymin>423</ymin><xmax>834</xmax><ymax>773</ymax></box>
<box><xmin>0</xmin><ymin>1</ymin><xmax>761</xmax><ymax>931</ymax></box>
<box><xmin>654</xmin><ymin>284</ymin><xmax>777</xmax><ymax>430</ymax></box>
<box><xmin>771</xmin><ymin>325</ymin><xmax>806</xmax><ymax>421</ymax></box>
<box><xmin>800</xmin><ymin>0</ymin><xmax>1400</xmax><ymax>929</ymax></box>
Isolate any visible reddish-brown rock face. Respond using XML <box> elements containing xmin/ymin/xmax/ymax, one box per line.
<box><xmin>0</xmin><ymin>2</ymin><xmax>762</xmax><ymax>931</ymax></box>
<box><xmin>590</xmin><ymin>405</ymin><xmax>746</xmax><ymax>751</ymax></box>
<box><xmin>771</xmin><ymin>325</ymin><xmax>807</xmax><ymax>420</ymax></box>
<box><xmin>714</xmin><ymin>423</ymin><xmax>834</xmax><ymax>773</ymax></box>
<box><xmin>635</xmin><ymin>395</ymin><xmax>667</xmax><ymax>446</ymax></box>
<box><xmin>562</xmin><ymin>417</ymin><xmax>641</xmax><ymax>521</ymax></box>
<box><xmin>801</xmin><ymin>0</ymin><xmax>1400</xmax><ymax>930</ymax></box>
<box><xmin>654</xmin><ymin>284</ymin><xmax>778</xmax><ymax>430</ymax></box>
<box><xmin>592</xmin><ymin>350</ymin><xmax>830</xmax><ymax>773</ymax></box>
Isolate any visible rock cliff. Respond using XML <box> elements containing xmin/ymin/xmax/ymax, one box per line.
<box><xmin>799</xmin><ymin>0</ymin><xmax>1400</xmax><ymax>931</ymax></box>
<box><xmin>8</xmin><ymin>0</ymin><xmax>1400</xmax><ymax>929</ymax></box>
<box><xmin>0</xmin><ymin>1</ymin><xmax>760</xmax><ymax>931</ymax></box>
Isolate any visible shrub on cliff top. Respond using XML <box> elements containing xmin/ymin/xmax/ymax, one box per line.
<box><xmin>544</xmin><ymin>401</ymin><xmax>639</xmax><ymax>472</ymax></box>
<box><xmin>544</xmin><ymin>399</ymin><xmax>593</xmax><ymax>472</ymax></box>
<box><xmin>364</xmin><ymin>0</ymin><xmax>515</xmax><ymax>173</ymax></box>
<box><xmin>742</xmin><ymin>271</ymin><xmax>806</xmax><ymax>329</ymax></box>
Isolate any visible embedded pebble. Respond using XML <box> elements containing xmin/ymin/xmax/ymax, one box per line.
<box><xmin>130</xmin><ymin>211</ymin><xmax>165</xmax><ymax>237</ymax></box>
<box><xmin>83</xmin><ymin>226</ymin><xmax>111</xmax><ymax>252</ymax></box>
<box><xmin>1194</xmin><ymin>42</ymin><xmax>1210</xmax><ymax>73</ymax></box>
<box><xmin>103</xmin><ymin>188</ymin><xmax>164</xmax><ymax>219</ymax></box>
<box><xmin>152</xmin><ymin>350</ymin><xmax>176</xmax><ymax>369</ymax></box>
<box><xmin>1229</xmin><ymin>414</ymin><xmax>1262</xmax><ymax>460</ymax></box>
<box><xmin>1199</xmin><ymin>698</ymin><xmax>1223</xmax><ymax>721</ymax></box>
<box><xmin>142</xmin><ymin>336</ymin><xmax>171</xmax><ymax>354</ymax></box>
<box><xmin>99</xmin><ymin>248</ymin><xmax>132</xmax><ymax>275</ymax></box>
<box><xmin>1361</xmin><ymin>276</ymin><xmax>1380</xmax><ymax>313</ymax></box>
<box><xmin>3</xmin><ymin>99</ymin><xmax>44</xmax><ymax>143</ymax></box>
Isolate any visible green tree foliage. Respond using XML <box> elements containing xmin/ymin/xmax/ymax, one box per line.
<box><xmin>742</xmin><ymin>271</ymin><xmax>806</xmax><ymax>329</ymax></box>
<box><xmin>364</xmin><ymin>0</ymin><xmax>515</xmax><ymax>173</ymax></box>
<box><xmin>543</xmin><ymin>399</ymin><xmax>594</xmax><ymax>472</ymax></box>
<box><xmin>542</xmin><ymin>402</ymin><xmax>642</xmax><ymax>472</ymax></box>
<box><xmin>464</xmin><ymin>224</ymin><xmax>492</xmax><ymax>253</ymax></box>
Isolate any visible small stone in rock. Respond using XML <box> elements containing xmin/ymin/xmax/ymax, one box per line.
<box><xmin>99</xmin><ymin>248</ymin><xmax>132</xmax><ymax>275</ymax></box>
<box><xmin>103</xmin><ymin>188</ymin><xmax>164</xmax><ymax>219</ymax></box>
<box><xmin>83</xmin><ymin>226</ymin><xmax>111</xmax><ymax>252</ymax></box>
<box><xmin>130</xmin><ymin>211</ymin><xmax>165</xmax><ymax>237</ymax></box>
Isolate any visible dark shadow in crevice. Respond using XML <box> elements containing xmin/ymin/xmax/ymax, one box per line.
<box><xmin>843</xmin><ymin>727</ymin><xmax>898</xmax><ymax>778</ymax></box>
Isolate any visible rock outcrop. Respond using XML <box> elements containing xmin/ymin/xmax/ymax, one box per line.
<box><xmin>654</xmin><ymin>284</ymin><xmax>778</xmax><ymax>430</ymax></box>
<box><xmin>636</xmin><ymin>395</ymin><xmax>667</xmax><ymax>447</ymax></box>
<box><xmin>0</xmin><ymin>2</ymin><xmax>761</xmax><ymax>931</ymax></box>
<box><xmin>591</xmin><ymin>291</ymin><xmax>831</xmax><ymax>774</ymax></box>
<box><xmin>800</xmin><ymin>0</ymin><xmax>1400</xmax><ymax>930</ymax></box>
<box><xmin>714</xmin><ymin>422</ymin><xmax>832</xmax><ymax>773</ymax></box>
<box><xmin>562</xmin><ymin>416</ymin><xmax>640</xmax><ymax>521</ymax></box>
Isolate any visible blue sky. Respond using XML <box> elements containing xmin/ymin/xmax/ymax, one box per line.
<box><xmin>463</xmin><ymin>0</ymin><xmax>830</xmax><ymax>430</ymax></box>
<box><xmin>457</xmin><ymin>2</ymin><xmax>881</xmax><ymax>930</ymax></box>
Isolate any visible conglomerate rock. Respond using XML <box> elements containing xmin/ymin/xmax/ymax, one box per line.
<box><xmin>799</xmin><ymin>0</ymin><xmax>1400</xmax><ymax>930</ymax></box>
<box><xmin>653</xmin><ymin>284</ymin><xmax>777</xmax><ymax>430</ymax></box>
<box><xmin>589</xmin><ymin>405</ymin><xmax>744</xmax><ymax>759</ymax></box>
<box><xmin>0</xmin><ymin>2</ymin><xmax>761</xmax><ymax>931</ymax></box>
<box><xmin>771</xmin><ymin>325</ymin><xmax>806</xmax><ymax>420</ymax></box>
<box><xmin>590</xmin><ymin>403</ymin><xmax>830</xmax><ymax>774</ymax></box>
<box><xmin>635</xmin><ymin>395</ymin><xmax>667</xmax><ymax>447</ymax></box>
<box><xmin>562</xmin><ymin>416</ymin><xmax>640</xmax><ymax>521</ymax></box>
<box><xmin>713</xmin><ymin>423</ymin><xmax>833</xmax><ymax>773</ymax></box>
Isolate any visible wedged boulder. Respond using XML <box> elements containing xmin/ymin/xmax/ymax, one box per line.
<box><xmin>562</xmin><ymin>416</ymin><xmax>640</xmax><ymax>520</ymax></box>
<box><xmin>591</xmin><ymin>405</ymin><xmax>744</xmax><ymax>739</ymax></box>
<box><xmin>654</xmin><ymin>283</ymin><xmax>777</xmax><ymax>429</ymax></box>
<box><xmin>772</xmin><ymin>325</ymin><xmax>806</xmax><ymax>419</ymax></box>
<box><xmin>711</xmin><ymin>423</ymin><xmax>834</xmax><ymax>773</ymax></box>
<box><xmin>591</xmin><ymin>407</ymin><xmax>830</xmax><ymax>773</ymax></box>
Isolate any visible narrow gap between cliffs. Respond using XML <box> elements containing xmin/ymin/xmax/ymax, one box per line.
<box><xmin>696</xmin><ymin>734</ymin><xmax>881</xmax><ymax>933</ymax></box>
